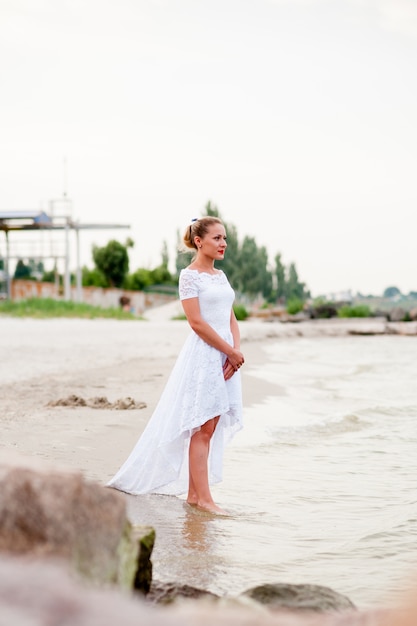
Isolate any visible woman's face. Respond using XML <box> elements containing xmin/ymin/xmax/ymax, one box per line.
<box><xmin>198</xmin><ymin>223</ymin><xmax>227</xmax><ymax>260</ymax></box>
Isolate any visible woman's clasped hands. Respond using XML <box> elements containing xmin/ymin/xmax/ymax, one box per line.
<box><xmin>223</xmin><ymin>348</ymin><xmax>244</xmax><ymax>381</ymax></box>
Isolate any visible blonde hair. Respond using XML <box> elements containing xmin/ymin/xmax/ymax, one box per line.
<box><xmin>182</xmin><ymin>216</ymin><xmax>224</xmax><ymax>251</ymax></box>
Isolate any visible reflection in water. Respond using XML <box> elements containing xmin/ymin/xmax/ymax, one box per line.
<box><xmin>181</xmin><ymin>504</ymin><xmax>217</xmax><ymax>552</ymax></box>
<box><xmin>124</xmin><ymin>493</ymin><xmax>229</xmax><ymax>591</ymax></box>
<box><xmin>176</xmin><ymin>503</ymin><xmax>231</xmax><ymax>590</ymax></box>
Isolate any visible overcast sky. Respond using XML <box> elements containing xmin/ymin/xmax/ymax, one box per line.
<box><xmin>1</xmin><ymin>0</ymin><xmax>416</xmax><ymax>297</ymax></box>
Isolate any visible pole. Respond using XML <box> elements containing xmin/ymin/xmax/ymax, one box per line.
<box><xmin>75</xmin><ymin>226</ymin><xmax>82</xmax><ymax>302</ymax></box>
<box><xmin>5</xmin><ymin>231</ymin><xmax>11</xmax><ymax>300</ymax></box>
<box><xmin>64</xmin><ymin>220</ymin><xmax>71</xmax><ymax>301</ymax></box>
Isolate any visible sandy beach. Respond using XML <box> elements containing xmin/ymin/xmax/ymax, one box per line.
<box><xmin>0</xmin><ymin>311</ymin><xmax>279</xmax><ymax>483</ymax></box>
<box><xmin>2</xmin><ymin>310</ymin><xmax>417</xmax><ymax>608</ymax></box>
<box><xmin>1</xmin><ymin>312</ymin><xmax>415</xmax><ymax>485</ymax></box>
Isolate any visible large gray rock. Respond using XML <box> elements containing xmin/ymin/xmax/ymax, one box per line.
<box><xmin>0</xmin><ymin>451</ymin><xmax>154</xmax><ymax>591</ymax></box>
<box><xmin>242</xmin><ymin>583</ymin><xmax>356</xmax><ymax>613</ymax></box>
<box><xmin>147</xmin><ymin>580</ymin><xmax>219</xmax><ymax>604</ymax></box>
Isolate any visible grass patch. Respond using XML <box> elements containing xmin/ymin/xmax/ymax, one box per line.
<box><xmin>171</xmin><ymin>313</ymin><xmax>187</xmax><ymax>320</ymax></box>
<box><xmin>0</xmin><ymin>298</ymin><xmax>139</xmax><ymax>320</ymax></box>
<box><xmin>338</xmin><ymin>304</ymin><xmax>372</xmax><ymax>318</ymax></box>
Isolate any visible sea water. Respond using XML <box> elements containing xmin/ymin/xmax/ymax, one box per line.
<box><xmin>126</xmin><ymin>334</ymin><xmax>417</xmax><ymax>610</ymax></box>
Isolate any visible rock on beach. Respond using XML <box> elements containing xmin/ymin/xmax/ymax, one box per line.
<box><xmin>0</xmin><ymin>450</ymin><xmax>154</xmax><ymax>591</ymax></box>
<box><xmin>242</xmin><ymin>583</ymin><xmax>356</xmax><ymax>613</ymax></box>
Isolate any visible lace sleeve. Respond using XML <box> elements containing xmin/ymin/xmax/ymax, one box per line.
<box><xmin>179</xmin><ymin>270</ymin><xmax>199</xmax><ymax>300</ymax></box>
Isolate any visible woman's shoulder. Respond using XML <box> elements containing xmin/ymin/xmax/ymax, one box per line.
<box><xmin>179</xmin><ymin>268</ymin><xmax>201</xmax><ymax>300</ymax></box>
<box><xmin>179</xmin><ymin>268</ymin><xmax>227</xmax><ymax>296</ymax></box>
<box><xmin>181</xmin><ymin>266</ymin><xmax>225</xmax><ymax>277</ymax></box>
<box><xmin>179</xmin><ymin>267</ymin><xmax>199</xmax><ymax>281</ymax></box>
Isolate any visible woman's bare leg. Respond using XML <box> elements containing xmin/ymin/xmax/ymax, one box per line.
<box><xmin>187</xmin><ymin>416</ymin><xmax>227</xmax><ymax>514</ymax></box>
<box><xmin>187</xmin><ymin>471</ymin><xmax>198</xmax><ymax>505</ymax></box>
<box><xmin>187</xmin><ymin>418</ymin><xmax>219</xmax><ymax>506</ymax></box>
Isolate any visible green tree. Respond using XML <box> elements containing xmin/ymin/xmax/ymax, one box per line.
<box><xmin>274</xmin><ymin>253</ymin><xmax>286</xmax><ymax>300</ymax></box>
<box><xmin>204</xmin><ymin>201</ymin><xmax>274</xmax><ymax>297</ymax></box>
<box><xmin>383</xmin><ymin>286</ymin><xmax>401</xmax><ymax>298</ymax></box>
<box><xmin>42</xmin><ymin>269</ymin><xmax>58</xmax><ymax>284</ymax></box>
<box><xmin>204</xmin><ymin>200</ymin><xmax>219</xmax><ymax>219</ymax></box>
<box><xmin>161</xmin><ymin>240</ymin><xmax>169</xmax><ymax>269</ymax></box>
<box><xmin>236</xmin><ymin>236</ymin><xmax>272</xmax><ymax>298</ymax></box>
<box><xmin>92</xmin><ymin>239</ymin><xmax>132</xmax><ymax>288</ymax></box>
<box><xmin>82</xmin><ymin>266</ymin><xmax>108</xmax><ymax>288</ymax></box>
<box><xmin>124</xmin><ymin>268</ymin><xmax>152</xmax><ymax>291</ymax></box>
<box><xmin>150</xmin><ymin>264</ymin><xmax>174</xmax><ymax>285</ymax></box>
<box><xmin>285</xmin><ymin>262</ymin><xmax>306</xmax><ymax>301</ymax></box>
<box><xmin>14</xmin><ymin>259</ymin><xmax>32</xmax><ymax>279</ymax></box>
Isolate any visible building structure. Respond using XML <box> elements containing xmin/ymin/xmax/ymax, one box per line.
<box><xmin>0</xmin><ymin>209</ymin><xmax>130</xmax><ymax>301</ymax></box>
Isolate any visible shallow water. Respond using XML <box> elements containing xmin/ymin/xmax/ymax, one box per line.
<box><xmin>126</xmin><ymin>334</ymin><xmax>417</xmax><ymax>610</ymax></box>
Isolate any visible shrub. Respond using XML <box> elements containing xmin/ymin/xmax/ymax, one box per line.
<box><xmin>82</xmin><ymin>266</ymin><xmax>108</xmax><ymax>288</ymax></box>
<box><xmin>286</xmin><ymin>298</ymin><xmax>304</xmax><ymax>315</ymax></box>
<box><xmin>338</xmin><ymin>305</ymin><xmax>372</xmax><ymax>318</ymax></box>
<box><xmin>123</xmin><ymin>268</ymin><xmax>152</xmax><ymax>291</ymax></box>
<box><xmin>233</xmin><ymin>304</ymin><xmax>249</xmax><ymax>321</ymax></box>
<box><xmin>310</xmin><ymin>300</ymin><xmax>338</xmax><ymax>319</ymax></box>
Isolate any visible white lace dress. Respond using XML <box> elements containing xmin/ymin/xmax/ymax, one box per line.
<box><xmin>107</xmin><ymin>268</ymin><xmax>243</xmax><ymax>496</ymax></box>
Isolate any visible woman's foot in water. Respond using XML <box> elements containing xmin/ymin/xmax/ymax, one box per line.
<box><xmin>188</xmin><ymin>500</ymin><xmax>229</xmax><ymax>516</ymax></box>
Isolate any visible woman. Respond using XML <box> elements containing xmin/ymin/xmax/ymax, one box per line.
<box><xmin>107</xmin><ymin>216</ymin><xmax>244</xmax><ymax>515</ymax></box>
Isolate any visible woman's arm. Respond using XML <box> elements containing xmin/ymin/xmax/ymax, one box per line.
<box><xmin>181</xmin><ymin>297</ymin><xmax>244</xmax><ymax>370</ymax></box>
<box><xmin>222</xmin><ymin>309</ymin><xmax>243</xmax><ymax>380</ymax></box>
<box><xmin>230</xmin><ymin>308</ymin><xmax>240</xmax><ymax>350</ymax></box>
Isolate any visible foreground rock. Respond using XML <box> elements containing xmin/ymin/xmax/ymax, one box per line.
<box><xmin>147</xmin><ymin>580</ymin><xmax>219</xmax><ymax>604</ymax></box>
<box><xmin>0</xmin><ymin>451</ymin><xmax>154</xmax><ymax>591</ymax></box>
<box><xmin>147</xmin><ymin>581</ymin><xmax>355</xmax><ymax>614</ymax></box>
<box><xmin>242</xmin><ymin>583</ymin><xmax>355</xmax><ymax>613</ymax></box>
<box><xmin>0</xmin><ymin>554</ymin><xmax>410</xmax><ymax>626</ymax></box>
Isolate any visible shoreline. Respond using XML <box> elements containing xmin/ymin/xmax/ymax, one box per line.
<box><xmin>0</xmin><ymin>315</ymin><xmax>415</xmax><ymax>484</ymax></box>
<box><xmin>1</xmin><ymin>315</ymin><xmax>415</xmax><ymax>485</ymax></box>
